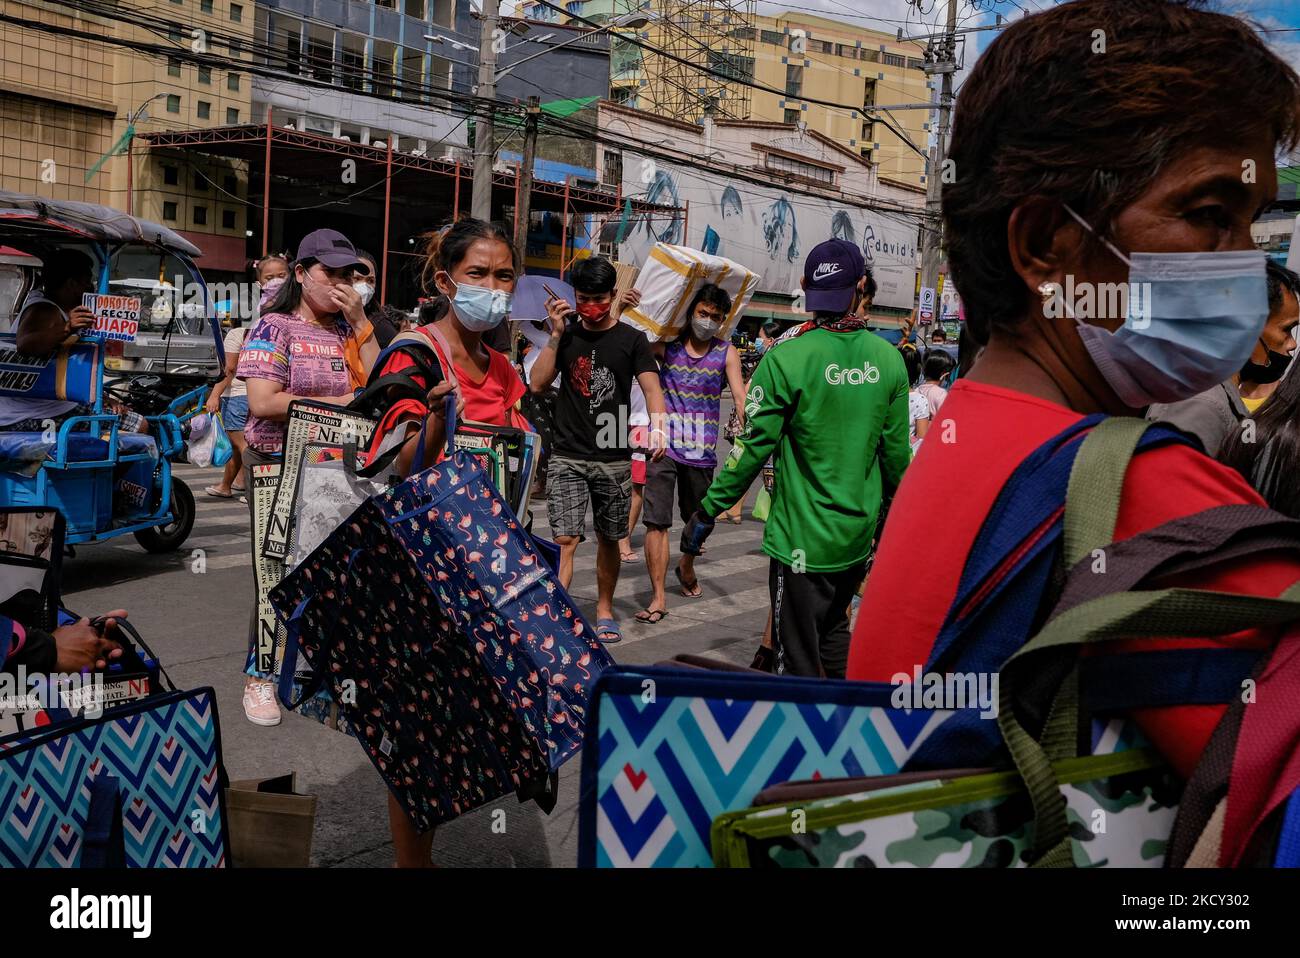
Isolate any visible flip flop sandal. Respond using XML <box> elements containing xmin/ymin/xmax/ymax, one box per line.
<box><xmin>634</xmin><ymin>608</ymin><xmax>668</xmax><ymax>624</ymax></box>
<box><xmin>674</xmin><ymin>566</ymin><xmax>702</xmax><ymax>598</ymax></box>
<box><xmin>204</xmin><ymin>486</ymin><xmax>233</xmax><ymax>499</ymax></box>
<box><xmin>621</xmin><ymin>551</ymin><xmax>641</xmax><ymax>563</ymax></box>
<box><xmin>596</xmin><ymin>617</ymin><xmax>623</xmax><ymax>644</ymax></box>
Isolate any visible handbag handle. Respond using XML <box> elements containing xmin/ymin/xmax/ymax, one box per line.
<box><xmin>80</xmin><ymin>774</ymin><xmax>126</xmax><ymax>868</ymax></box>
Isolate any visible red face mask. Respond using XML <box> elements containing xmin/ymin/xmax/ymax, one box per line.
<box><xmin>576</xmin><ymin>301</ymin><xmax>610</xmax><ymax>321</ymax></box>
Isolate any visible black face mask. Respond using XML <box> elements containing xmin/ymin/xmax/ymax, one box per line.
<box><xmin>1240</xmin><ymin>345</ymin><xmax>1293</xmax><ymax>385</ymax></box>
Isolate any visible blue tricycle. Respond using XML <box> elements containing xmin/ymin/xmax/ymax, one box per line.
<box><xmin>0</xmin><ymin>191</ymin><xmax>225</xmax><ymax>552</ymax></box>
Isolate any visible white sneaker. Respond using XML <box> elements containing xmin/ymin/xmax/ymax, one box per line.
<box><xmin>242</xmin><ymin>679</ymin><xmax>281</xmax><ymax>727</ymax></box>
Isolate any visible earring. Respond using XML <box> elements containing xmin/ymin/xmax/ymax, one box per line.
<box><xmin>1038</xmin><ymin>281</ymin><xmax>1056</xmax><ymax>301</ymax></box>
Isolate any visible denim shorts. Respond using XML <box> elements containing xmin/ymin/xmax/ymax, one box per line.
<box><xmin>221</xmin><ymin>395</ymin><xmax>249</xmax><ymax>432</ymax></box>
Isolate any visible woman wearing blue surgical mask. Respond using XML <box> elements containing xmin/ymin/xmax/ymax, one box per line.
<box><xmin>847</xmin><ymin>0</ymin><xmax>1300</xmax><ymax>864</ymax></box>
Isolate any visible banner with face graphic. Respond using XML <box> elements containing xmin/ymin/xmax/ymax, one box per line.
<box><xmin>616</xmin><ymin>156</ymin><xmax>921</xmax><ymax>311</ymax></box>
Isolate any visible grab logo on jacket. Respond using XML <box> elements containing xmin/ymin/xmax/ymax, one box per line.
<box><xmin>824</xmin><ymin>361</ymin><xmax>881</xmax><ymax>385</ymax></box>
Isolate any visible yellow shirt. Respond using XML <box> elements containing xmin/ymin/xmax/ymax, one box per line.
<box><xmin>1241</xmin><ymin>395</ymin><xmax>1268</xmax><ymax>414</ymax></box>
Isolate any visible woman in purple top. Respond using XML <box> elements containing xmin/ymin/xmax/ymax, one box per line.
<box><xmin>636</xmin><ymin>284</ymin><xmax>746</xmax><ymax>622</ymax></box>
<box><xmin>235</xmin><ymin>229</ymin><xmax>375</xmax><ymax>728</ymax></box>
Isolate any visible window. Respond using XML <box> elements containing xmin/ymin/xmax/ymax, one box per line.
<box><xmin>193</xmin><ymin>206</ymin><xmax>208</xmax><ymax>226</ymax></box>
<box><xmin>813</xmin><ymin>40</ymin><xmax>833</xmax><ymax>55</ymax></box>
<box><xmin>404</xmin><ymin>0</ymin><xmax>424</xmax><ymax>17</ymax></box>
<box><xmin>709</xmin><ymin>51</ymin><xmax>753</xmax><ymax>82</ymax></box>
<box><xmin>166</xmin><ymin>94</ymin><xmax>180</xmax><ymax>113</ymax></box>
<box><xmin>908</xmin><ymin>57</ymin><xmax>927</xmax><ymax>70</ymax></box>
<box><xmin>163</xmin><ymin>201</ymin><xmax>178</xmax><ymax>220</ymax></box>
<box><xmin>167</xmin><ymin>57</ymin><xmax>181</xmax><ymax>77</ymax></box>
<box><xmin>198</xmin><ymin>66</ymin><xmax>211</xmax><ymax>84</ymax></box>
<box><xmin>167</xmin><ymin>23</ymin><xmax>182</xmax><ymax>43</ymax></box>
<box><xmin>222</xmin><ymin>209</ymin><xmax>236</xmax><ymax>229</ymax></box>
<box><xmin>785</xmin><ymin>63</ymin><xmax>803</xmax><ymax>97</ymax></box>
<box><xmin>341</xmin><ymin>34</ymin><xmax>365</xmax><ymax>92</ymax></box>
<box><xmin>228</xmin><ymin>37</ymin><xmax>244</xmax><ymax>57</ymax></box>
<box><xmin>400</xmin><ymin>47</ymin><xmax>423</xmax><ymax>100</ymax></box>
<box><xmin>760</xmin><ymin>29</ymin><xmax>783</xmax><ymax>45</ymax></box>
<box><xmin>372</xmin><ymin>40</ymin><xmax>397</xmax><ymax>97</ymax></box>
<box><xmin>230</xmin><ymin>2</ymin><xmax>242</xmax><ymax>20</ymax></box>
<box><xmin>603</xmin><ymin>150</ymin><xmax>622</xmax><ymax>188</ymax></box>
<box><xmin>730</xmin><ymin>27</ymin><xmax>755</xmax><ymax>41</ymax></box>
<box><xmin>227</xmin><ymin>72</ymin><xmax>239</xmax><ymax>91</ymax></box>
<box><xmin>282</xmin><ymin>19</ymin><xmax>303</xmax><ymax>75</ymax></box>
<box><xmin>783</xmin><ymin>108</ymin><xmax>800</xmax><ymax>125</ymax></box>
<box><xmin>162</xmin><ymin>165</ymin><xmax>179</xmax><ymax>185</ymax></box>
<box><xmin>836</xmin><ymin>43</ymin><xmax>855</xmax><ymax>58</ymax></box>
<box><xmin>861</xmin><ymin>49</ymin><xmax>879</xmax><ymax>63</ymax></box>
<box><xmin>764</xmin><ymin>151</ymin><xmax>835</xmax><ymax>186</ymax></box>
<box><xmin>194</xmin><ymin>171</ymin><xmax>207</xmax><ymax>190</ymax></box>
<box><xmin>200</xmin><ymin>0</ymin><xmax>213</xmax><ymax>12</ymax></box>
<box><xmin>223</xmin><ymin>174</ymin><xmax>237</xmax><ymax>193</ymax></box>
<box><xmin>197</xmin><ymin>100</ymin><xmax>211</xmax><ymax>119</ymax></box>
<box><xmin>882</xmin><ymin>52</ymin><xmax>905</xmax><ymax>68</ymax></box>
<box><xmin>226</xmin><ymin>107</ymin><xmax>239</xmax><ymax>124</ymax></box>
<box><xmin>305</xmin><ymin>26</ymin><xmax>335</xmax><ymax>83</ymax></box>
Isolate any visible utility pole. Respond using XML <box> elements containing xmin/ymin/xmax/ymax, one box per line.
<box><xmin>471</xmin><ymin>0</ymin><xmax>501</xmax><ymax>221</ymax></box>
<box><xmin>513</xmin><ymin>95</ymin><xmax>541</xmax><ymax>265</ymax></box>
<box><xmin>917</xmin><ymin>0</ymin><xmax>957</xmax><ymax>329</ymax></box>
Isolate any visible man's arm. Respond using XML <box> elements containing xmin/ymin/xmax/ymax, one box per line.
<box><xmin>698</xmin><ymin>357</ymin><xmax>789</xmax><ymax>518</ymax></box>
<box><xmin>878</xmin><ymin>367</ymin><xmax>912</xmax><ymax>494</ymax></box>
<box><xmin>15</xmin><ymin>301</ymin><xmax>93</xmax><ymax>355</ymax></box>
<box><xmin>528</xmin><ymin>297</ymin><xmax>569</xmax><ymax>394</ymax></box>
<box><xmin>724</xmin><ymin>343</ymin><xmax>746</xmax><ymax>428</ymax></box>
<box><xmin>638</xmin><ymin>369</ymin><xmax>668</xmax><ymax>461</ymax></box>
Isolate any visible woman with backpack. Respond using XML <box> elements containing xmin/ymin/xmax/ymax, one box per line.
<box><xmin>847</xmin><ymin>0</ymin><xmax>1300</xmax><ymax>866</ymax></box>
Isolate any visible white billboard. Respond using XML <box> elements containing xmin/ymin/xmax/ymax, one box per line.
<box><xmin>613</xmin><ymin>157</ymin><xmax>921</xmax><ymax>311</ymax></box>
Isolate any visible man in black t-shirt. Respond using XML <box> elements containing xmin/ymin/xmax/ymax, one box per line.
<box><xmin>530</xmin><ymin>257</ymin><xmax>667</xmax><ymax>644</ymax></box>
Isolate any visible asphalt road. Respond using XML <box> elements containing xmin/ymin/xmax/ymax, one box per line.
<box><xmin>61</xmin><ymin>438</ymin><xmax>771</xmax><ymax>867</ymax></box>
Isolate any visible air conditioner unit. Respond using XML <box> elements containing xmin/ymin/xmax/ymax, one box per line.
<box><xmin>372</xmin><ymin>140</ymin><xmax>387</xmax><ymax>150</ymax></box>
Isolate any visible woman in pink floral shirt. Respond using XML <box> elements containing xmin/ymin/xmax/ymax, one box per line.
<box><xmin>235</xmin><ymin>229</ymin><xmax>377</xmax><ymax>726</ymax></box>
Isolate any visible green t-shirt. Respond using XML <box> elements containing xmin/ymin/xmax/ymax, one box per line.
<box><xmin>700</xmin><ymin>325</ymin><xmax>912</xmax><ymax>573</ymax></box>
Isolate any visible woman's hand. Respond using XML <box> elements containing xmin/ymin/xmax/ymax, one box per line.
<box><xmin>204</xmin><ymin>393</ymin><xmax>221</xmax><ymax>414</ymax></box>
<box><xmin>329</xmin><ymin>282</ymin><xmax>367</xmax><ymax>328</ymax></box>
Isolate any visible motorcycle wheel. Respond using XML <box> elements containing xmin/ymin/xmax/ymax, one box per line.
<box><xmin>133</xmin><ymin>477</ymin><xmax>196</xmax><ymax>553</ymax></box>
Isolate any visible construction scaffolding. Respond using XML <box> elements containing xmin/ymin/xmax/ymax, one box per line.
<box><xmin>635</xmin><ymin>0</ymin><xmax>756</xmax><ymax>123</ymax></box>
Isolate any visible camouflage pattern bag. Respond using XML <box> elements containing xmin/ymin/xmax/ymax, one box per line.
<box><xmin>712</xmin><ymin>749</ymin><xmax>1179</xmax><ymax>868</ymax></box>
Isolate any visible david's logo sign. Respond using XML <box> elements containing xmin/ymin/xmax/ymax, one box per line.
<box><xmin>825</xmin><ymin>361</ymin><xmax>880</xmax><ymax>385</ymax></box>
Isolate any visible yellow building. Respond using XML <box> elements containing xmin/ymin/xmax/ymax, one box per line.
<box><xmin>1</xmin><ymin>0</ymin><xmax>256</xmax><ymax>275</ymax></box>
<box><xmin>611</xmin><ymin>7</ymin><xmax>932</xmax><ymax>191</ymax></box>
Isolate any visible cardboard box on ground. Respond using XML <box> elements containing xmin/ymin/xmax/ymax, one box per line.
<box><xmin>620</xmin><ymin>244</ymin><xmax>760</xmax><ymax>343</ymax></box>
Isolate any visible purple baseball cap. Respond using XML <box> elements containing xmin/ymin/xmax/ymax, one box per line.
<box><xmin>803</xmin><ymin>238</ymin><xmax>865</xmax><ymax>314</ymax></box>
<box><xmin>295</xmin><ymin>229</ymin><xmax>366</xmax><ymax>271</ymax></box>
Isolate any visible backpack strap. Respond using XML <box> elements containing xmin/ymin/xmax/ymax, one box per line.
<box><xmin>998</xmin><ymin>579</ymin><xmax>1300</xmax><ymax>866</ymax></box>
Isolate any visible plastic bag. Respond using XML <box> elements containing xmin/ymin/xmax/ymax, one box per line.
<box><xmin>212</xmin><ymin>411</ymin><xmax>233</xmax><ymax>467</ymax></box>
<box><xmin>752</xmin><ymin>487</ymin><xmax>771</xmax><ymax>522</ymax></box>
<box><xmin>187</xmin><ymin>413</ymin><xmax>217</xmax><ymax>468</ymax></box>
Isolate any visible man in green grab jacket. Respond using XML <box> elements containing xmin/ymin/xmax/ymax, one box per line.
<box><xmin>681</xmin><ymin>238</ymin><xmax>912</xmax><ymax>678</ymax></box>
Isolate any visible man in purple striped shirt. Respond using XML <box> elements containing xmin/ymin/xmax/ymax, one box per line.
<box><xmin>636</xmin><ymin>285</ymin><xmax>747</xmax><ymax>623</ymax></box>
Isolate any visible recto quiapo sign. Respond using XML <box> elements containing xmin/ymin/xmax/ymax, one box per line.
<box><xmin>81</xmin><ymin>293</ymin><xmax>142</xmax><ymax>342</ymax></box>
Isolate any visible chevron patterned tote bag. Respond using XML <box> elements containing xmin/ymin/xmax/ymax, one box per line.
<box><xmin>0</xmin><ymin>687</ymin><xmax>228</xmax><ymax>868</ymax></box>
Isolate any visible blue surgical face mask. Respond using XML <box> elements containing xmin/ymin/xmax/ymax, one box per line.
<box><xmin>449</xmin><ymin>280</ymin><xmax>511</xmax><ymax>332</ymax></box>
<box><xmin>1058</xmin><ymin>205</ymin><xmax>1268</xmax><ymax>408</ymax></box>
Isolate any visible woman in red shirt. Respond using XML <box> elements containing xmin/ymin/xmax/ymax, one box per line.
<box><xmin>374</xmin><ymin>217</ymin><xmax>533</xmax><ymax>866</ymax></box>
<box><xmin>848</xmin><ymin>0</ymin><xmax>1300</xmax><ymax>864</ymax></box>
<box><xmin>378</xmin><ymin>219</ymin><xmax>530</xmax><ymax>481</ymax></box>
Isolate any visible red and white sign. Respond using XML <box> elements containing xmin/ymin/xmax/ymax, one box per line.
<box><xmin>82</xmin><ymin>293</ymin><xmax>142</xmax><ymax>342</ymax></box>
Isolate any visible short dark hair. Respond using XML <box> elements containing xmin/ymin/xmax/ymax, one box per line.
<box><xmin>1267</xmin><ymin>260</ymin><xmax>1300</xmax><ymax>316</ymax></box>
<box><xmin>569</xmin><ymin>256</ymin><xmax>618</xmax><ymax>295</ymax></box>
<box><xmin>688</xmin><ymin>283</ymin><xmax>732</xmax><ymax>319</ymax></box>
<box><xmin>761</xmin><ymin>320</ymin><xmax>781</xmax><ymax>338</ymax></box>
<box><xmin>930</xmin><ymin>326</ymin><xmax>947</xmax><ymax>343</ymax></box>
<box><xmin>862</xmin><ymin>267</ymin><xmax>877</xmax><ymax>303</ymax></box>
<box><xmin>900</xmin><ymin>344</ymin><xmax>922</xmax><ymax>385</ymax></box>
<box><xmin>924</xmin><ymin>351</ymin><xmax>953</xmax><ymax>381</ymax></box>
<box><xmin>944</xmin><ymin>0</ymin><xmax>1300</xmax><ymax>345</ymax></box>
<box><xmin>41</xmin><ymin>248</ymin><xmax>94</xmax><ymax>291</ymax></box>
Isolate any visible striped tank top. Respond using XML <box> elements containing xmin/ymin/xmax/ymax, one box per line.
<box><xmin>661</xmin><ymin>337</ymin><xmax>728</xmax><ymax>468</ymax></box>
